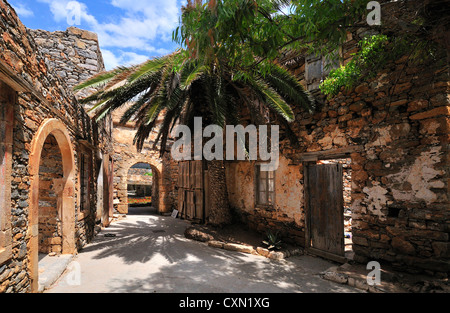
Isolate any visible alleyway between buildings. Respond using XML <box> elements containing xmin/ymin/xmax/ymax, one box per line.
<box><xmin>44</xmin><ymin>208</ymin><xmax>360</xmax><ymax>293</ymax></box>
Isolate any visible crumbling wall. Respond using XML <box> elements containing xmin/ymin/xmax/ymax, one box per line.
<box><xmin>28</xmin><ymin>27</ymin><xmax>105</xmax><ymax>99</ymax></box>
<box><xmin>226</xmin><ymin>156</ymin><xmax>304</xmax><ymax>245</ymax></box>
<box><xmin>111</xmin><ymin>114</ymin><xmax>178</xmax><ymax>215</ymax></box>
<box><xmin>229</xmin><ymin>27</ymin><xmax>449</xmax><ymax>275</ymax></box>
<box><xmin>0</xmin><ymin>0</ymin><xmax>111</xmax><ymax>292</ymax></box>
<box><xmin>28</xmin><ymin>25</ymin><xmax>179</xmax><ymax>217</ymax></box>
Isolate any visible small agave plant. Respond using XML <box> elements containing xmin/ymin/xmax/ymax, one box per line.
<box><xmin>262</xmin><ymin>230</ymin><xmax>283</xmax><ymax>250</ymax></box>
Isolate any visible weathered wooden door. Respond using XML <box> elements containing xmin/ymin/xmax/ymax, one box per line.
<box><xmin>178</xmin><ymin>160</ymin><xmax>206</xmax><ymax>223</ymax></box>
<box><xmin>306</xmin><ymin>163</ymin><xmax>345</xmax><ymax>261</ymax></box>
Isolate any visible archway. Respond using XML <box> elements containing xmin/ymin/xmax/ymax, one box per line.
<box><xmin>127</xmin><ymin>163</ymin><xmax>155</xmax><ymax>214</ymax></box>
<box><xmin>28</xmin><ymin>119</ymin><xmax>76</xmax><ymax>293</ymax></box>
<box><xmin>114</xmin><ymin>158</ymin><xmax>163</xmax><ymax>215</ymax></box>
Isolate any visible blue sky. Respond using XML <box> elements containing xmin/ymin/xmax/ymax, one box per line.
<box><xmin>9</xmin><ymin>0</ymin><xmax>186</xmax><ymax>70</ymax></box>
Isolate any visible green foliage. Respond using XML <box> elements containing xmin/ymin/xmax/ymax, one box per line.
<box><xmin>175</xmin><ymin>0</ymin><xmax>439</xmax><ymax>101</ymax></box>
<box><xmin>319</xmin><ymin>34</ymin><xmax>389</xmax><ymax>96</ymax></box>
<box><xmin>319</xmin><ymin>33</ymin><xmax>438</xmax><ymax>97</ymax></box>
<box><xmin>75</xmin><ymin>49</ymin><xmax>313</xmax><ymax>154</ymax></box>
<box><xmin>262</xmin><ymin>230</ymin><xmax>283</xmax><ymax>250</ymax></box>
<box><xmin>174</xmin><ymin>0</ymin><xmax>368</xmax><ymax>71</ymax></box>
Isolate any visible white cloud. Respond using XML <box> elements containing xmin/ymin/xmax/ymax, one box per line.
<box><xmin>10</xmin><ymin>2</ymin><xmax>34</xmax><ymax>17</ymax></box>
<box><xmin>102</xmin><ymin>49</ymin><xmax>152</xmax><ymax>70</ymax></box>
<box><xmin>38</xmin><ymin>0</ymin><xmax>182</xmax><ymax>68</ymax></box>
<box><xmin>94</xmin><ymin>0</ymin><xmax>181</xmax><ymax>50</ymax></box>
<box><xmin>38</xmin><ymin>0</ymin><xmax>92</xmax><ymax>23</ymax></box>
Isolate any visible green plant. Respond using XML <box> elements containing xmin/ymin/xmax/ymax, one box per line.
<box><xmin>319</xmin><ymin>33</ymin><xmax>437</xmax><ymax>97</ymax></box>
<box><xmin>262</xmin><ymin>230</ymin><xmax>283</xmax><ymax>250</ymax></box>
<box><xmin>319</xmin><ymin>34</ymin><xmax>389</xmax><ymax>97</ymax></box>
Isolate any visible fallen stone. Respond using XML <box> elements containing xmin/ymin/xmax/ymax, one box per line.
<box><xmin>208</xmin><ymin>241</ymin><xmax>224</xmax><ymax>249</ymax></box>
<box><xmin>256</xmin><ymin>247</ymin><xmax>270</xmax><ymax>257</ymax></box>
<box><xmin>184</xmin><ymin>227</ymin><xmax>214</xmax><ymax>242</ymax></box>
<box><xmin>321</xmin><ymin>267</ymin><xmax>349</xmax><ymax>284</ymax></box>
<box><xmin>223</xmin><ymin>243</ymin><xmax>255</xmax><ymax>254</ymax></box>
<box><xmin>268</xmin><ymin>251</ymin><xmax>285</xmax><ymax>260</ymax></box>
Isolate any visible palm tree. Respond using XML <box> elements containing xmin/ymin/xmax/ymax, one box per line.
<box><xmin>75</xmin><ymin>49</ymin><xmax>313</xmax><ymax>226</ymax></box>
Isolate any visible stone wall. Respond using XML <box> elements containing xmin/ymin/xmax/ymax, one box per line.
<box><xmin>28</xmin><ymin>27</ymin><xmax>105</xmax><ymax>99</ymax></box>
<box><xmin>38</xmin><ymin>135</ymin><xmax>63</xmax><ymax>254</ymax></box>
<box><xmin>226</xmin><ymin>156</ymin><xmax>304</xmax><ymax>245</ymax></box>
<box><xmin>27</xmin><ymin>24</ymin><xmax>179</xmax><ymax>217</ymax></box>
<box><xmin>228</xmin><ymin>27</ymin><xmax>449</xmax><ymax>275</ymax></box>
<box><xmin>111</xmin><ymin>105</ymin><xmax>179</xmax><ymax>215</ymax></box>
<box><xmin>0</xmin><ymin>0</ymin><xmax>112</xmax><ymax>293</ymax></box>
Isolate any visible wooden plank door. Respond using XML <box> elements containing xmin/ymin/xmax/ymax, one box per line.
<box><xmin>178</xmin><ymin>160</ymin><xmax>205</xmax><ymax>223</ymax></box>
<box><xmin>307</xmin><ymin>163</ymin><xmax>345</xmax><ymax>260</ymax></box>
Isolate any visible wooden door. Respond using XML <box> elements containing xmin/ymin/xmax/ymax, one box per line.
<box><xmin>306</xmin><ymin>163</ymin><xmax>345</xmax><ymax>261</ymax></box>
<box><xmin>178</xmin><ymin>160</ymin><xmax>205</xmax><ymax>223</ymax></box>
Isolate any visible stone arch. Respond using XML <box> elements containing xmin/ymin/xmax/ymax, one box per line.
<box><xmin>115</xmin><ymin>157</ymin><xmax>164</xmax><ymax>215</ymax></box>
<box><xmin>28</xmin><ymin>118</ymin><xmax>76</xmax><ymax>293</ymax></box>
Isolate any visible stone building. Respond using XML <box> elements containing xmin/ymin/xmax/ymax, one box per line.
<box><xmin>0</xmin><ymin>0</ymin><xmax>113</xmax><ymax>292</ymax></box>
<box><xmin>110</xmin><ymin>106</ymin><xmax>178</xmax><ymax>216</ymax></box>
<box><xmin>27</xmin><ymin>26</ymin><xmax>179</xmax><ymax>218</ymax></box>
<box><xmin>0</xmin><ymin>0</ymin><xmax>448</xmax><ymax>294</ymax></box>
<box><xmin>225</xmin><ymin>16</ymin><xmax>450</xmax><ymax>276</ymax></box>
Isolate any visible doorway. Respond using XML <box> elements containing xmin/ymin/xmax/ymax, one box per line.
<box><xmin>305</xmin><ymin>157</ymin><xmax>352</xmax><ymax>262</ymax></box>
<box><xmin>38</xmin><ymin>134</ymin><xmax>64</xmax><ymax>255</ymax></box>
<box><xmin>127</xmin><ymin>163</ymin><xmax>155</xmax><ymax>214</ymax></box>
<box><xmin>28</xmin><ymin>119</ymin><xmax>76</xmax><ymax>293</ymax></box>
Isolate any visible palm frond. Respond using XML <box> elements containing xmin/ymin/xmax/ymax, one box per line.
<box><xmin>74</xmin><ymin>66</ymin><xmax>130</xmax><ymax>91</ymax></box>
<box><xmin>263</xmin><ymin>63</ymin><xmax>314</xmax><ymax>112</ymax></box>
<box><xmin>119</xmin><ymin>88</ymin><xmax>155</xmax><ymax>125</ymax></box>
<box><xmin>179</xmin><ymin>60</ymin><xmax>208</xmax><ymax>90</ymax></box>
<box><xmin>127</xmin><ymin>54</ymin><xmax>175</xmax><ymax>83</ymax></box>
<box><xmin>93</xmin><ymin>71</ymin><xmax>164</xmax><ymax>121</ymax></box>
<box><xmin>244</xmin><ymin>76</ymin><xmax>295</xmax><ymax>122</ymax></box>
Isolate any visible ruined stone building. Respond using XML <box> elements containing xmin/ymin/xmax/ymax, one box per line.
<box><xmin>0</xmin><ymin>2</ymin><xmax>178</xmax><ymax>292</ymax></box>
<box><xmin>177</xmin><ymin>4</ymin><xmax>450</xmax><ymax>277</ymax></box>
<box><xmin>0</xmin><ymin>0</ymin><xmax>115</xmax><ymax>292</ymax></box>
<box><xmin>225</xmin><ymin>19</ymin><xmax>449</xmax><ymax>277</ymax></box>
<box><xmin>0</xmin><ymin>0</ymin><xmax>449</xmax><ymax>294</ymax></box>
<box><xmin>27</xmin><ymin>27</ymin><xmax>179</xmax><ymax>218</ymax></box>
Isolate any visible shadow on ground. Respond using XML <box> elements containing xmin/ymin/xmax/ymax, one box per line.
<box><xmin>48</xmin><ymin>208</ymin><xmax>359</xmax><ymax>293</ymax></box>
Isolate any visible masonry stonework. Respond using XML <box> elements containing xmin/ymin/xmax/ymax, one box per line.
<box><xmin>28</xmin><ymin>26</ymin><xmax>179</xmax><ymax>217</ymax></box>
<box><xmin>111</xmin><ymin>106</ymin><xmax>179</xmax><ymax>215</ymax></box>
<box><xmin>227</xmin><ymin>26</ymin><xmax>449</xmax><ymax>276</ymax></box>
<box><xmin>0</xmin><ymin>0</ymin><xmax>113</xmax><ymax>292</ymax></box>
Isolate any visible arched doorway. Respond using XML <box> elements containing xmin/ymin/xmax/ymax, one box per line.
<box><xmin>28</xmin><ymin>119</ymin><xmax>76</xmax><ymax>293</ymax></box>
<box><xmin>114</xmin><ymin>157</ymin><xmax>165</xmax><ymax>215</ymax></box>
<box><xmin>38</xmin><ymin>134</ymin><xmax>64</xmax><ymax>254</ymax></box>
<box><xmin>126</xmin><ymin>163</ymin><xmax>157</xmax><ymax>215</ymax></box>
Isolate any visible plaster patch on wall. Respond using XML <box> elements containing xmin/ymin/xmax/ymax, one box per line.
<box><xmin>387</xmin><ymin>147</ymin><xmax>443</xmax><ymax>204</ymax></box>
<box><xmin>366</xmin><ymin>126</ymin><xmax>392</xmax><ymax>148</ymax></box>
<box><xmin>366</xmin><ymin>123</ymin><xmax>411</xmax><ymax>148</ymax></box>
<box><xmin>275</xmin><ymin>156</ymin><xmax>302</xmax><ymax>221</ymax></box>
<box><xmin>363</xmin><ymin>183</ymin><xmax>388</xmax><ymax>220</ymax></box>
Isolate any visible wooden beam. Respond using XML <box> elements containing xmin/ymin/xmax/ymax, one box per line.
<box><xmin>0</xmin><ymin>59</ymin><xmax>86</xmax><ymax>139</ymax></box>
<box><xmin>299</xmin><ymin>145</ymin><xmax>363</xmax><ymax>162</ymax></box>
<box><xmin>0</xmin><ymin>60</ymin><xmax>28</xmax><ymax>92</ymax></box>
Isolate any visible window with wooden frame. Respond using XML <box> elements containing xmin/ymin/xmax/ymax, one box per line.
<box><xmin>305</xmin><ymin>50</ymin><xmax>341</xmax><ymax>91</ymax></box>
<box><xmin>255</xmin><ymin>164</ymin><xmax>275</xmax><ymax>206</ymax></box>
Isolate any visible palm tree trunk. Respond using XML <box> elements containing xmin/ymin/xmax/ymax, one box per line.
<box><xmin>206</xmin><ymin>159</ymin><xmax>232</xmax><ymax>226</ymax></box>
